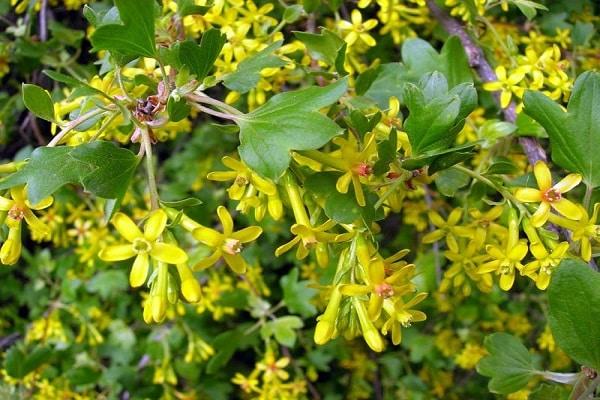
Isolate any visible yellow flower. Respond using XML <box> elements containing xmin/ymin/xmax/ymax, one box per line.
<box><xmin>338</xmin><ymin>9</ymin><xmax>378</xmax><ymax>47</ymax></box>
<box><xmin>482</xmin><ymin>66</ymin><xmax>528</xmax><ymax>108</ymax></box>
<box><xmin>477</xmin><ymin>208</ymin><xmax>527</xmax><ymax>290</ymax></box>
<box><xmin>522</xmin><ymin>241</ymin><xmax>569</xmax><ymax>290</ymax></box>
<box><xmin>515</xmin><ymin>161</ymin><xmax>582</xmax><ymax>227</ymax></box>
<box><xmin>381</xmin><ymin>292</ymin><xmax>428</xmax><ymax>345</ymax></box>
<box><xmin>207</xmin><ymin>156</ymin><xmax>277</xmax><ymax>200</ymax></box>
<box><xmin>455</xmin><ymin>343</ymin><xmax>487</xmax><ymax>369</ymax></box>
<box><xmin>0</xmin><ymin>186</ymin><xmax>53</xmax><ymax>265</ymax></box>
<box><xmin>422</xmin><ymin>208</ymin><xmax>471</xmax><ymax>253</ymax></box>
<box><xmin>548</xmin><ymin>203</ymin><xmax>600</xmax><ymax>261</ymax></box>
<box><xmin>99</xmin><ymin>210</ymin><xmax>188</xmax><ymax>287</ymax></box>
<box><xmin>192</xmin><ymin>206</ymin><xmax>262</xmax><ymax>273</ymax></box>
<box><xmin>340</xmin><ymin>259</ymin><xmax>415</xmax><ymax>319</ymax></box>
<box><xmin>256</xmin><ymin>349</ymin><xmax>290</xmax><ymax>382</ymax></box>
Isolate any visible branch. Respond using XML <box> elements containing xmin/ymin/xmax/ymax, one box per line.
<box><xmin>425</xmin><ymin>0</ymin><xmax>547</xmax><ymax>165</ymax></box>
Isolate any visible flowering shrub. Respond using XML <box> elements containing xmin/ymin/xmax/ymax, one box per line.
<box><xmin>0</xmin><ymin>0</ymin><xmax>599</xmax><ymax>398</ymax></box>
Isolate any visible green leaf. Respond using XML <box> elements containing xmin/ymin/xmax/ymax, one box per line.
<box><xmin>523</xmin><ymin>71</ymin><xmax>600</xmax><ymax>187</ymax></box>
<box><xmin>66</xmin><ymin>366</ymin><xmax>102</xmax><ymax>386</ymax></box>
<box><xmin>90</xmin><ymin>0</ymin><xmax>156</xmax><ymax>59</ymax></box>
<box><xmin>434</xmin><ymin>166</ymin><xmax>470</xmax><ymax>197</ymax></box>
<box><xmin>402</xmin><ymin>76</ymin><xmax>476</xmax><ymax>155</ymax></box>
<box><xmin>364</xmin><ymin>36</ymin><xmax>472</xmax><ymax>108</ymax></box>
<box><xmin>280</xmin><ymin>268</ymin><xmax>317</xmax><ymax>317</ymax></box>
<box><xmin>223</xmin><ymin>41</ymin><xmax>286</xmax><ymax>93</ymax></box>
<box><xmin>237</xmin><ymin>78</ymin><xmax>347</xmax><ymax>180</ymax></box>
<box><xmin>293</xmin><ymin>28</ymin><xmax>345</xmax><ymax>66</ymax></box>
<box><xmin>22</xmin><ymin>84</ymin><xmax>54</xmax><ymax>122</ymax></box>
<box><xmin>167</xmin><ymin>96</ymin><xmax>191</xmax><ymax>122</ymax></box>
<box><xmin>486</xmin><ymin>156</ymin><xmax>519</xmax><ymax>175</ymax></box>
<box><xmin>548</xmin><ymin>258</ymin><xmax>600</xmax><ymax>370</ymax></box>
<box><xmin>178</xmin><ymin>29</ymin><xmax>226</xmax><ymax>82</ymax></box>
<box><xmin>283</xmin><ymin>5</ymin><xmax>304</xmax><ymax>23</ymax></box>
<box><xmin>87</xmin><ymin>270</ymin><xmax>128</xmax><ymax>300</ymax></box>
<box><xmin>479</xmin><ymin>120</ymin><xmax>517</xmax><ymax>148</ymax></box>
<box><xmin>176</xmin><ymin>0</ymin><xmax>211</xmax><ymax>16</ymax></box>
<box><xmin>5</xmin><ymin>344</ymin><xmax>52</xmax><ymax>379</ymax></box>
<box><xmin>513</xmin><ymin>0</ymin><xmax>548</xmax><ymax>20</ymax></box>
<box><xmin>477</xmin><ymin>333</ymin><xmax>539</xmax><ymax>394</ymax></box>
<box><xmin>515</xmin><ymin>112</ymin><xmax>547</xmax><ymax>138</ymax></box>
<box><xmin>401</xmin><ymin>142</ymin><xmax>477</xmax><ymax>171</ymax></box>
<box><xmin>572</xmin><ymin>21</ymin><xmax>595</xmax><ymax>46</ymax></box>
<box><xmin>260</xmin><ymin>316</ymin><xmax>304</xmax><ymax>347</ymax></box>
<box><xmin>0</xmin><ymin>141</ymin><xmax>139</xmax><ymax>204</ymax></box>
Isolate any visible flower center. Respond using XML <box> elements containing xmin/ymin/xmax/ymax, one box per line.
<box><xmin>132</xmin><ymin>238</ymin><xmax>152</xmax><ymax>253</ymax></box>
<box><xmin>223</xmin><ymin>238</ymin><xmax>243</xmax><ymax>255</ymax></box>
<box><xmin>7</xmin><ymin>205</ymin><xmax>25</xmax><ymax>221</ymax></box>
<box><xmin>542</xmin><ymin>188</ymin><xmax>562</xmax><ymax>203</ymax></box>
<box><xmin>374</xmin><ymin>282</ymin><xmax>394</xmax><ymax>298</ymax></box>
<box><xmin>234</xmin><ymin>175</ymin><xmax>249</xmax><ymax>186</ymax></box>
<box><xmin>353</xmin><ymin>162</ymin><xmax>372</xmax><ymax>177</ymax></box>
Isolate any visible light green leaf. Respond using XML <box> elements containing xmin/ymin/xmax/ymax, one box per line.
<box><xmin>90</xmin><ymin>0</ymin><xmax>156</xmax><ymax>59</ymax></box>
<box><xmin>0</xmin><ymin>141</ymin><xmax>138</xmax><ymax>204</ymax></box>
<box><xmin>548</xmin><ymin>258</ymin><xmax>600</xmax><ymax>370</ymax></box>
<box><xmin>477</xmin><ymin>333</ymin><xmax>539</xmax><ymax>394</ymax></box>
<box><xmin>523</xmin><ymin>71</ymin><xmax>600</xmax><ymax>187</ymax></box>
<box><xmin>22</xmin><ymin>84</ymin><xmax>54</xmax><ymax>122</ymax></box>
<box><xmin>167</xmin><ymin>96</ymin><xmax>191</xmax><ymax>122</ymax></box>
<box><xmin>280</xmin><ymin>268</ymin><xmax>317</xmax><ymax>317</ymax></box>
<box><xmin>260</xmin><ymin>316</ymin><xmax>304</xmax><ymax>347</ymax></box>
<box><xmin>236</xmin><ymin>78</ymin><xmax>348</xmax><ymax>180</ymax></box>
<box><xmin>434</xmin><ymin>166</ymin><xmax>470</xmax><ymax>197</ymax></box>
<box><xmin>223</xmin><ymin>41</ymin><xmax>286</xmax><ymax>93</ymax></box>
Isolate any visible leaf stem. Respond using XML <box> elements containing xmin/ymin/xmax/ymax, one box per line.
<box><xmin>454</xmin><ymin>164</ymin><xmax>529</xmax><ymax>216</ymax></box>
<box><xmin>190</xmin><ymin>104</ymin><xmax>240</xmax><ymax>121</ymax></box>
<box><xmin>47</xmin><ymin>108</ymin><xmax>108</xmax><ymax>147</ymax></box>
<box><xmin>188</xmin><ymin>93</ymin><xmax>244</xmax><ymax>116</ymax></box>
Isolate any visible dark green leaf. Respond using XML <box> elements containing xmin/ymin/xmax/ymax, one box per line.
<box><xmin>0</xmin><ymin>141</ymin><xmax>139</xmax><ymax>204</ymax></box>
<box><xmin>373</xmin><ymin>129</ymin><xmax>398</xmax><ymax>175</ymax></box>
<box><xmin>178</xmin><ymin>29</ymin><xmax>226</xmax><ymax>82</ymax></box>
<box><xmin>548</xmin><ymin>258</ymin><xmax>600</xmax><ymax>370</ymax></box>
<box><xmin>237</xmin><ymin>78</ymin><xmax>347</xmax><ymax>180</ymax></box>
<box><xmin>401</xmin><ymin>143</ymin><xmax>477</xmax><ymax>170</ymax></box>
<box><xmin>22</xmin><ymin>84</ymin><xmax>54</xmax><ymax>122</ymax></box>
<box><xmin>572</xmin><ymin>21</ymin><xmax>595</xmax><ymax>46</ymax></box>
<box><xmin>5</xmin><ymin>345</ymin><xmax>52</xmax><ymax>379</ymax></box>
<box><xmin>434</xmin><ymin>167</ymin><xmax>470</xmax><ymax>197</ymax></box>
<box><xmin>66</xmin><ymin>366</ymin><xmax>102</xmax><ymax>386</ymax></box>
<box><xmin>486</xmin><ymin>156</ymin><xmax>519</xmax><ymax>175</ymax></box>
<box><xmin>223</xmin><ymin>41</ymin><xmax>286</xmax><ymax>93</ymax></box>
<box><xmin>177</xmin><ymin>0</ymin><xmax>211</xmax><ymax>16</ymax></box>
<box><xmin>524</xmin><ymin>71</ymin><xmax>600</xmax><ymax>187</ymax></box>
<box><xmin>477</xmin><ymin>333</ymin><xmax>538</xmax><ymax>394</ymax></box>
<box><xmin>167</xmin><ymin>96</ymin><xmax>191</xmax><ymax>122</ymax></box>
<box><xmin>90</xmin><ymin>0</ymin><xmax>156</xmax><ymax>59</ymax></box>
<box><xmin>294</xmin><ymin>29</ymin><xmax>345</xmax><ymax>66</ymax></box>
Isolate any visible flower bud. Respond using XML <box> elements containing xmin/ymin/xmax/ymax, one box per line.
<box><xmin>314</xmin><ymin>286</ymin><xmax>342</xmax><ymax>345</ymax></box>
<box><xmin>0</xmin><ymin>221</ymin><xmax>21</xmax><ymax>265</ymax></box>
<box><xmin>353</xmin><ymin>297</ymin><xmax>384</xmax><ymax>352</ymax></box>
<box><xmin>176</xmin><ymin>263</ymin><xmax>202</xmax><ymax>303</ymax></box>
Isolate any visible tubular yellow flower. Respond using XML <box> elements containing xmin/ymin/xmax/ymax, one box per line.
<box><xmin>192</xmin><ymin>206</ymin><xmax>262</xmax><ymax>274</ymax></box>
<box><xmin>0</xmin><ymin>186</ymin><xmax>53</xmax><ymax>235</ymax></box>
<box><xmin>523</xmin><ymin>241</ymin><xmax>569</xmax><ymax>290</ymax></box>
<box><xmin>207</xmin><ymin>156</ymin><xmax>277</xmax><ymax>200</ymax></box>
<box><xmin>352</xmin><ymin>297</ymin><xmax>384</xmax><ymax>352</ymax></box>
<box><xmin>337</xmin><ymin>10</ymin><xmax>378</xmax><ymax>47</ymax></box>
<box><xmin>176</xmin><ymin>263</ymin><xmax>202</xmax><ymax>303</ymax></box>
<box><xmin>477</xmin><ymin>208</ymin><xmax>528</xmax><ymax>291</ymax></box>
<box><xmin>0</xmin><ymin>219</ymin><xmax>22</xmax><ymax>265</ymax></box>
<box><xmin>548</xmin><ymin>204</ymin><xmax>600</xmax><ymax>261</ymax></box>
<box><xmin>314</xmin><ymin>285</ymin><xmax>342</xmax><ymax>345</ymax></box>
<box><xmin>99</xmin><ymin>209</ymin><xmax>188</xmax><ymax>287</ymax></box>
<box><xmin>422</xmin><ymin>208</ymin><xmax>470</xmax><ymax>253</ymax></box>
<box><xmin>340</xmin><ymin>260</ymin><xmax>415</xmax><ymax>320</ymax></box>
<box><xmin>514</xmin><ymin>161</ymin><xmax>582</xmax><ymax>227</ymax></box>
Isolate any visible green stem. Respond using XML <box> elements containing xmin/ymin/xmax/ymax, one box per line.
<box><xmin>47</xmin><ymin>108</ymin><xmax>108</xmax><ymax>147</ymax></box>
<box><xmin>141</xmin><ymin>127</ymin><xmax>160</xmax><ymax>210</ymax></box>
<box><xmin>454</xmin><ymin>164</ymin><xmax>529</xmax><ymax>216</ymax></box>
<box><xmin>583</xmin><ymin>182</ymin><xmax>593</xmax><ymax>213</ymax></box>
<box><xmin>190</xmin><ymin>93</ymin><xmax>244</xmax><ymax>116</ymax></box>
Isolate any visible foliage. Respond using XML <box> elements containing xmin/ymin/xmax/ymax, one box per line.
<box><xmin>0</xmin><ymin>0</ymin><xmax>599</xmax><ymax>399</ymax></box>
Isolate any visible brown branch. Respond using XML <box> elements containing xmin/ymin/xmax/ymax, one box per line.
<box><xmin>425</xmin><ymin>0</ymin><xmax>547</xmax><ymax>165</ymax></box>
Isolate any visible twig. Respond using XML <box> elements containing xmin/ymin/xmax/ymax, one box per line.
<box><xmin>425</xmin><ymin>0</ymin><xmax>547</xmax><ymax>165</ymax></box>
<box><xmin>39</xmin><ymin>0</ymin><xmax>48</xmax><ymax>42</ymax></box>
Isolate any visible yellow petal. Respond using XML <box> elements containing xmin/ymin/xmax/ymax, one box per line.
<box><xmin>206</xmin><ymin>171</ymin><xmax>237</xmax><ymax>181</ymax></box>
<box><xmin>26</xmin><ymin>196</ymin><xmax>53</xmax><ymax>210</ymax></box>
<box><xmin>223</xmin><ymin>253</ymin><xmax>246</xmax><ymax>273</ymax></box>
<box><xmin>112</xmin><ymin>213</ymin><xmax>143</xmax><ymax>242</ymax></box>
<box><xmin>0</xmin><ymin>196</ymin><xmax>13</xmax><ymax>211</ymax></box>
<box><xmin>150</xmin><ymin>243</ymin><xmax>188</xmax><ymax>264</ymax></box>
<box><xmin>533</xmin><ymin>161</ymin><xmax>552</xmax><ymax>190</ymax></box>
<box><xmin>529</xmin><ymin>242</ymin><xmax>548</xmax><ymax>260</ymax></box>
<box><xmin>221</xmin><ymin>156</ymin><xmax>245</xmax><ymax>171</ymax></box>
<box><xmin>554</xmin><ymin>173</ymin><xmax>581</xmax><ymax>193</ymax></box>
<box><xmin>231</xmin><ymin>226</ymin><xmax>262</xmax><ymax>243</ymax></box>
<box><xmin>193</xmin><ymin>250</ymin><xmax>221</xmax><ymax>270</ymax></box>
<box><xmin>192</xmin><ymin>226</ymin><xmax>222</xmax><ymax>247</ymax></box>
<box><xmin>275</xmin><ymin>236</ymin><xmax>300</xmax><ymax>257</ymax></box>
<box><xmin>130</xmin><ymin>253</ymin><xmax>150</xmax><ymax>287</ymax></box>
<box><xmin>531</xmin><ymin>202</ymin><xmax>551</xmax><ymax>227</ymax></box>
<box><xmin>536</xmin><ymin>273</ymin><xmax>550</xmax><ymax>290</ymax></box>
<box><xmin>478</xmin><ymin>260</ymin><xmax>500</xmax><ymax>273</ymax></box>
<box><xmin>217</xmin><ymin>206</ymin><xmax>234</xmax><ymax>235</ymax></box>
<box><xmin>500</xmin><ymin>90</ymin><xmax>512</xmax><ymax>108</ymax></box>
<box><xmin>144</xmin><ymin>209</ymin><xmax>167</xmax><ymax>242</ymax></box>
<box><xmin>23</xmin><ymin>209</ymin><xmax>49</xmax><ymax>235</ymax></box>
<box><xmin>508</xmin><ymin>242</ymin><xmax>528</xmax><ymax>261</ymax></box>
<box><xmin>360</xmin><ymin>33</ymin><xmax>376</xmax><ymax>47</ymax></box>
<box><xmin>352</xmin><ymin>175</ymin><xmax>366</xmax><ymax>207</ymax></box>
<box><xmin>514</xmin><ymin>188</ymin><xmax>542</xmax><ymax>203</ymax></box>
<box><xmin>251</xmin><ymin>173</ymin><xmax>277</xmax><ymax>196</ymax></box>
<box><xmin>551</xmin><ymin>199</ymin><xmax>583</xmax><ymax>220</ymax></box>
<box><xmin>499</xmin><ymin>271</ymin><xmax>515</xmax><ymax>291</ymax></box>
<box><xmin>99</xmin><ymin>244</ymin><xmax>136</xmax><ymax>261</ymax></box>
<box><xmin>336</xmin><ymin>172</ymin><xmax>352</xmax><ymax>194</ymax></box>
<box><xmin>368</xmin><ymin>259</ymin><xmax>385</xmax><ymax>283</ymax></box>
